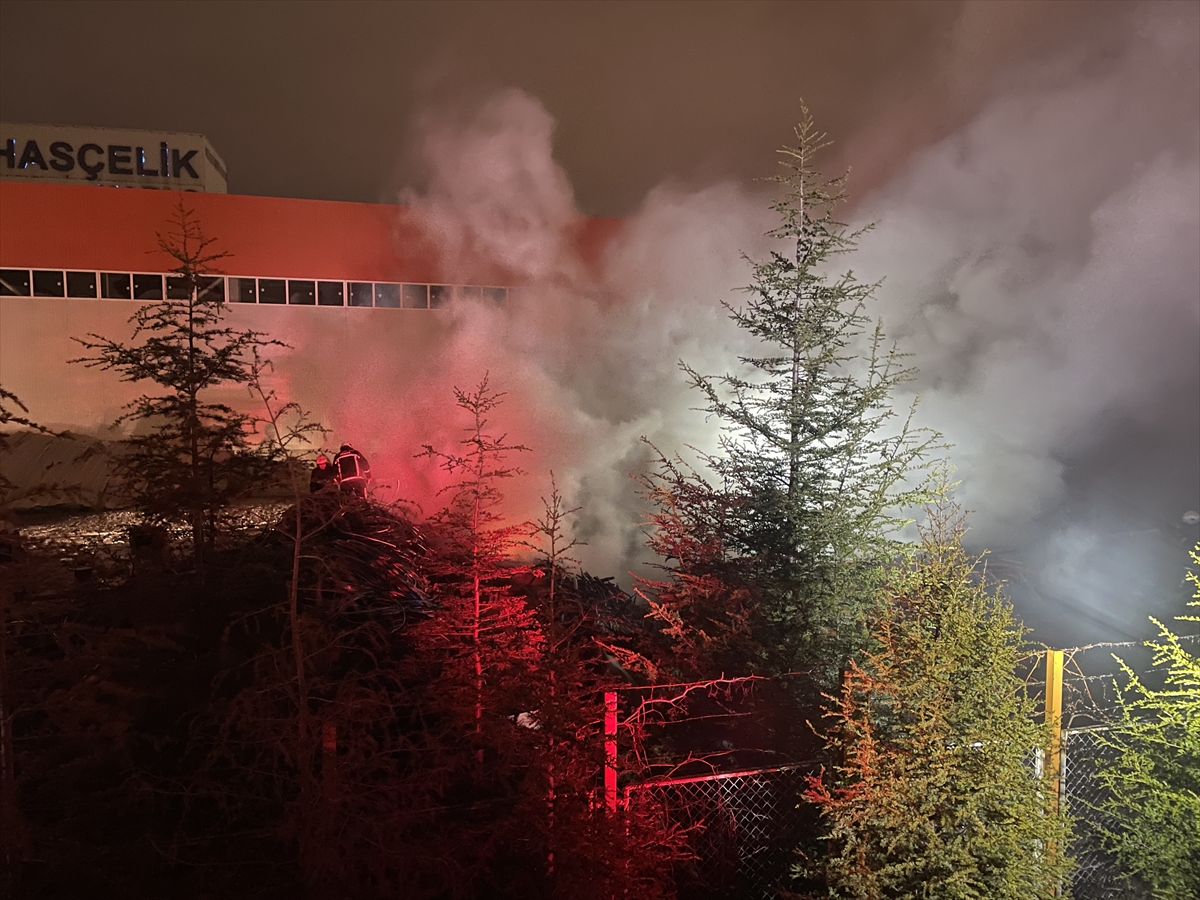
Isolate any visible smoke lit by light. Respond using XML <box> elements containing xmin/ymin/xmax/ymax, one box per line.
<box><xmin>279</xmin><ymin>4</ymin><xmax>1199</xmax><ymax>648</ymax></box>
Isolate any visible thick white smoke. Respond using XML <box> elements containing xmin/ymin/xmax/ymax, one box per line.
<box><xmin>850</xmin><ymin>1</ymin><xmax>1199</xmax><ymax>639</ymax></box>
<box><xmin>310</xmin><ymin>3</ymin><xmax>1197</xmax><ymax>643</ymax></box>
<box><xmin>380</xmin><ymin>88</ymin><xmax>773</xmax><ymax>574</ymax></box>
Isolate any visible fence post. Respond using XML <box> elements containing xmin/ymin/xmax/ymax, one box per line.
<box><xmin>604</xmin><ymin>691</ymin><xmax>618</xmax><ymax>813</ymax></box>
<box><xmin>1045</xmin><ymin>649</ymin><xmax>1064</xmax><ymax>814</ymax></box>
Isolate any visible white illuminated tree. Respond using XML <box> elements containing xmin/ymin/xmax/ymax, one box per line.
<box><xmin>644</xmin><ymin>105</ymin><xmax>940</xmax><ymax>684</ymax></box>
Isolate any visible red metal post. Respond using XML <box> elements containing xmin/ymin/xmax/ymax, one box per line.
<box><xmin>603</xmin><ymin>691</ymin><xmax>617</xmax><ymax>813</ymax></box>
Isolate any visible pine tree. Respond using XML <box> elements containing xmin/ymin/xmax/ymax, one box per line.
<box><xmin>1095</xmin><ymin>543</ymin><xmax>1200</xmax><ymax>900</ymax></box>
<box><xmin>638</xmin><ymin>453</ymin><xmax>758</xmax><ymax>679</ymax></box>
<box><xmin>799</xmin><ymin>502</ymin><xmax>1072</xmax><ymax>900</ymax></box>
<box><xmin>521</xmin><ymin>478</ymin><xmax>691</xmax><ymax>900</ymax></box>
<box><xmin>192</xmin><ymin>500</ymin><xmax>435</xmax><ymax>896</ymax></box>
<box><xmin>645</xmin><ymin>106</ymin><xmax>938</xmax><ymax>683</ymax></box>
<box><xmin>71</xmin><ymin>201</ymin><xmax>283</xmax><ymax>567</ymax></box>
<box><xmin>414</xmin><ymin>375</ymin><xmax>544</xmax><ymax>760</ymax></box>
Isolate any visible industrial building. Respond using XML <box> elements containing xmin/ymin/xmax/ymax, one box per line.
<box><xmin>0</xmin><ymin>126</ymin><xmax>617</xmax><ymax>434</ymax></box>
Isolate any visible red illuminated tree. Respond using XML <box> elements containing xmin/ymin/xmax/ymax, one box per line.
<box><xmin>413</xmin><ymin>375</ymin><xmax>543</xmax><ymax>761</ymax></box>
<box><xmin>637</xmin><ymin>452</ymin><xmax>758</xmax><ymax>680</ymax></box>
<box><xmin>404</xmin><ymin>383</ymin><xmax>685</xmax><ymax>899</ymax></box>
<box><xmin>515</xmin><ymin>477</ymin><xmax>692</xmax><ymax>900</ymax></box>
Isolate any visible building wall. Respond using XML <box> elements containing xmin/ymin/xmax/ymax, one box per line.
<box><xmin>0</xmin><ymin>294</ymin><xmax>455</xmax><ymax>434</ymax></box>
<box><xmin>0</xmin><ymin>181</ymin><xmax>623</xmax><ymax>437</ymax></box>
<box><xmin>0</xmin><ymin>180</ymin><xmax>437</xmax><ymax>282</ymax></box>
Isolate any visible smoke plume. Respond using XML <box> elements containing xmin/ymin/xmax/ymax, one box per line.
<box><xmin>307</xmin><ymin>3</ymin><xmax>1197</xmax><ymax>645</ymax></box>
<box><xmin>851</xmin><ymin>1</ymin><xmax>1199</xmax><ymax>640</ymax></box>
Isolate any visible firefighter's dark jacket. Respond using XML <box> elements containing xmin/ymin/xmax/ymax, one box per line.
<box><xmin>334</xmin><ymin>447</ymin><xmax>371</xmax><ymax>484</ymax></box>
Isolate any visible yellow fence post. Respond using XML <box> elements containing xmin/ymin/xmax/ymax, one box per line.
<box><xmin>1044</xmin><ymin>648</ymin><xmax>1065</xmax><ymax>896</ymax></box>
<box><xmin>1045</xmin><ymin>649</ymin><xmax>1064</xmax><ymax>814</ymax></box>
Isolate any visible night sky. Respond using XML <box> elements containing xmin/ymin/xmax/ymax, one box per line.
<box><xmin>0</xmin><ymin>1</ymin><xmax>1121</xmax><ymax>212</ymax></box>
<box><xmin>2</xmin><ymin>0</ymin><xmax>1198</xmax><ymax>646</ymax></box>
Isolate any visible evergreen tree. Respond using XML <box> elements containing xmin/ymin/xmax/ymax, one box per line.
<box><xmin>1095</xmin><ymin>543</ymin><xmax>1200</xmax><ymax>900</ymax></box>
<box><xmin>191</xmin><ymin>499</ymin><xmax>435</xmax><ymax>897</ymax></box>
<box><xmin>406</xmin><ymin>385</ymin><xmax>687</xmax><ymax>899</ymax></box>
<box><xmin>638</xmin><ymin>453</ymin><xmax>758</xmax><ymax>679</ymax></box>
<box><xmin>799</xmin><ymin>502</ymin><xmax>1072</xmax><ymax>900</ymax></box>
<box><xmin>72</xmin><ymin>202</ymin><xmax>283</xmax><ymax>567</ymax></box>
<box><xmin>645</xmin><ymin>106</ymin><xmax>938</xmax><ymax>682</ymax></box>
<box><xmin>521</xmin><ymin>478</ymin><xmax>690</xmax><ymax>900</ymax></box>
<box><xmin>404</xmin><ymin>378</ymin><xmax>557</xmax><ymax>898</ymax></box>
<box><xmin>414</xmin><ymin>375</ymin><xmax>544</xmax><ymax>760</ymax></box>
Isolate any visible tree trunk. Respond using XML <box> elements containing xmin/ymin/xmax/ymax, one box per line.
<box><xmin>290</xmin><ymin>502</ymin><xmax>312</xmax><ymax>791</ymax></box>
<box><xmin>0</xmin><ymin>579</ymin><xmax>21</xmax><ymax>892</ymax></box>
<box><xmin>473</xmin><ymin>492</ymin><xmax>484</xmax><ymax>765</ymax></box>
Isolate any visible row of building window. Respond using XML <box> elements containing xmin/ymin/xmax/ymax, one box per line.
<box><xmin>0</xmin><ymin>268</ymin><xmax>509</xmax><ymax>308</ymax></box>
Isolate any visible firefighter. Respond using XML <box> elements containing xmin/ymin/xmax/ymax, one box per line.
<box><xmin>309</xmin><ymin>453</ymin><xmax>336</xmax><ymax>493</ymax></box>
<box><xmin>333</xmin><ymin>444</ymin><xmax>372</xmax><ymax>498</ymax></box>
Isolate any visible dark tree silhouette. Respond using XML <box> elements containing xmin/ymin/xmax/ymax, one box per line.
<box><xmin>72</xmin><ymin>201</ymin><xmax>284</xmax><ymax>568</ymax></box>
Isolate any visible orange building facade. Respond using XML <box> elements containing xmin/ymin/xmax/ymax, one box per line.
<box><xmin>0</xmin><ymin>181</ymin><xmax>619</xmax><ymax>433</ymax></box>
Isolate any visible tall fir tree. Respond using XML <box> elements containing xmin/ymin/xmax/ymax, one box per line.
<box><xmin>645</xmin><ymin>106</ymin><xmax>938</xmax><ymax>683</ymax></box>
<box><xmin>405</xmin><ymin>377</ymin><xmax>551</xmax><ymax>897</ymax></box>
<box><xmin>72</xmin><ymin>201</ymin><xmax>283</xmax><ymax>567</ymax></box>
<box><xmin>798</xmin><ymin>501</ymin><xmax>1072</xmax><ymax>900</ymax></box>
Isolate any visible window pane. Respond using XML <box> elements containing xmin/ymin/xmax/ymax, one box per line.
<box><xmin>458</xmin><ymin>285</ymin><xmax>481</xmax><ymax>302</ymax></box>
<box><xmin>101</xmin><ymin>273</ymin><xmax>132</xmax><ymax>299</ymax></box>
<box><xmin>288</xmin><ymin>280</ymin><xmax>315</xmax><ymax>305</ymax></box>
<box><xmin>259</xmin><ymin>279</ymin><xmax>286</xmax><ymax>304</ymax></box>
<box><xmin>198</xmin><ymin>276</ymin><xmax>225</xmax><ymax>303</ymax></box>
<box><xmin>133</xmin><ymin>274</ymin><xmax>163</xmax><ymax>300</ymax></box>
<box><xmin>166</xmin><ymin>276</ymin><xmax>190</xmax><ymax>299</ymax></box>
<box><xmin>429</xmin><ymin>285</ymin><xmax>452</xmax><ymax>308</ymax></box>
<box><xmin>0</xmin><ymin>269</ymin><xmax>31</xmax><ymax>296</ymax></box>
<box><xmin>33</xmin><ymin>270</ymin><xmax>65</xmax><ymax>297</ymax></box>
<box><xmin>230</xmin><ymin>277</ymin><xmax>257</xmax><ymax>303</ymax></box>
<box><xmin>374</xmin><ymin>283</ymin><xmax>400</xmax><ymax>308</ymax></box>
<box><xmin>402</xmin><ymin>284</ymin><xmax>428</xmax><ymax>309</ymax></box>
<box><xmin>348</xmin><ymin>282</ymin><xmax>373</xmax><ymax>307</ymax></box>
<box><xmin>483</xmin><ymin>286</ymin><xmax>506</xmax><ymax>304</ymax></box>
<box><xmin>317</xmin><ymin>281</ymin><xmax>343</xmax><ymax>306</ymax></box>
<box><xmin>66</xmin><ymin>271</ymin><xmax>97</xmax><ymax>298</ymax></box>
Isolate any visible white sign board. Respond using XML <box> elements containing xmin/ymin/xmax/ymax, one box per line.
<box><xmin>1</xmin><ymin>122</ymin><xmax>227</xmax><ymax>193</ymax></box>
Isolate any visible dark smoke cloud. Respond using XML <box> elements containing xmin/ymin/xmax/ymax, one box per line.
<box><xmin>300</xmin><ymin>2</ymin><xmax>1197</xmax><ymax>645</ymax></box>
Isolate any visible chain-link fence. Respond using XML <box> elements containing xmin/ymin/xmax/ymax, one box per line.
<box><xmin>1062</xmin><ymin>727</ymin><xmax>1146</xmax><ymax>900</ymax></box>
<box><xmin>611</xmin><ymin>646</ymin><xmax>1188</xmax><ymax>900</ymax></box>
<box><xmin>628</xmin><ymin>766</ymin><xmax>812</xmax><ymax>900</ymax></box>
